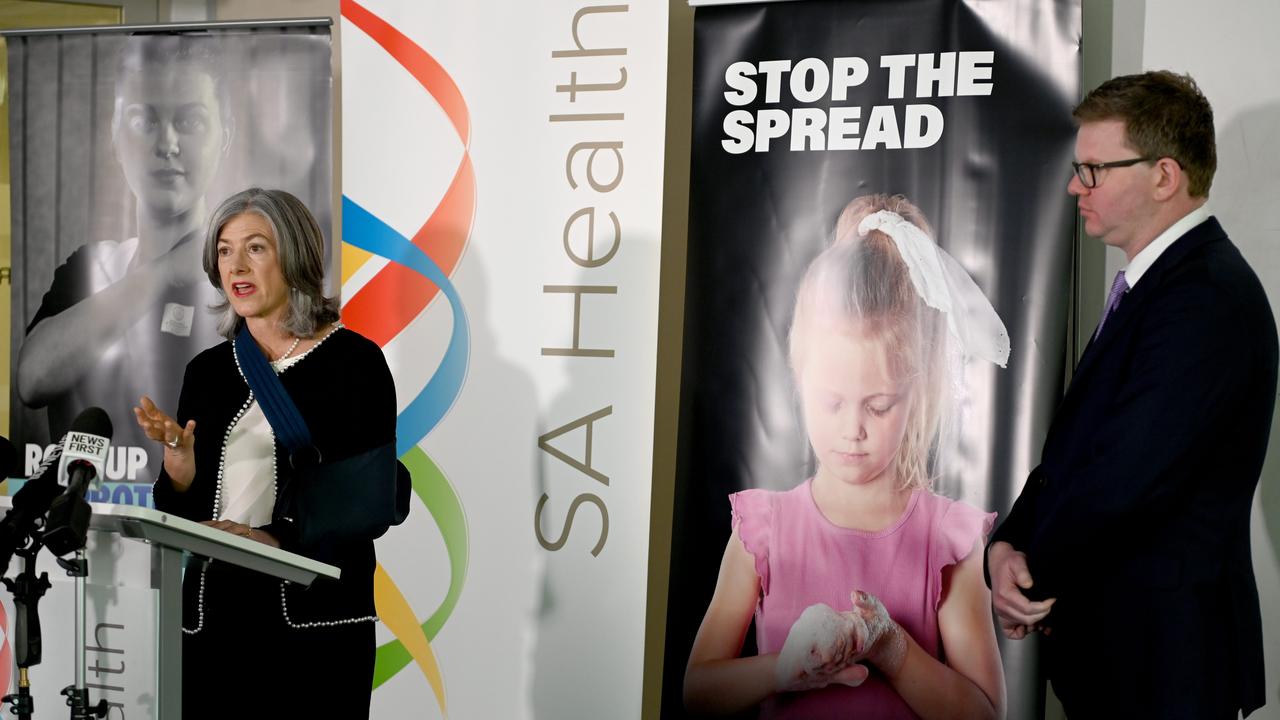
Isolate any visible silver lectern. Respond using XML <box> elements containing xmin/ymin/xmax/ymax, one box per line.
<box><xmin>0</xmin><ymin>497</ymin><xmax>338</xmax><ymax>719</ymax></box>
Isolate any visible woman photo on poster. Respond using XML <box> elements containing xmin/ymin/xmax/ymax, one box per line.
<box><xmin>16</xmin><ymin>33</ymin><xmax>232</xmax><ymax>466</ymax></box>
<box><xmin>684</xmin><ymin>195</ymin><xmax>1008</xmax><ymax>719</ymax></box>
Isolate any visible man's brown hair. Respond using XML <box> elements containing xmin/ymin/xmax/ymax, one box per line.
<box><xmin>1073</xmin><ymin>70</ymin><xmax>1216</xmax><ymax>197</ymax></box>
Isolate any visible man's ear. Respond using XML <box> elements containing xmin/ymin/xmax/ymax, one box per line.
<box><xmin>1151</xmin><ymin>157</ymin><xmax>1184</xmax><ymax>201</ymax></box>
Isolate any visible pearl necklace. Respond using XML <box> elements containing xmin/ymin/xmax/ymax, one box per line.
<box><xmin>275</xmin><ymin>336</ymin><xmax>301</xmax><ymax>362</ymax></box>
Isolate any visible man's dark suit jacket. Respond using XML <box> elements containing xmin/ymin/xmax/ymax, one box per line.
<box><xmin>991</xmin><ymin>217</ymin><xmax>1276</xmax><ymax>719</ymax></box>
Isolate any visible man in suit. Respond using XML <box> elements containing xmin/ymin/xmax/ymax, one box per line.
<box><xmin>988</xmin><ymin>71</ymin><xmax>1276</xmax><ymax>718</ymax></box>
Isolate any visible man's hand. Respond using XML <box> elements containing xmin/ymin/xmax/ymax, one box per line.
<box><xmin>987</xmin><ymin>541</ymin><xmax>1055</xmax><ymax>639</ymax></box>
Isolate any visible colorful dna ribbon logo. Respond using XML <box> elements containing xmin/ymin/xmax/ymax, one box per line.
<box><xmin>341</xmin><ymin>1</ymin><xmax>473</xmax><ymax>715</ymax></box>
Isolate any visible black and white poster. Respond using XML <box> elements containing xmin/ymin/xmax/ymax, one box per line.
<box><xmin>7</xmin><ymin>27</ymin><xmax>332</xmax><ymax>500</ymax></box>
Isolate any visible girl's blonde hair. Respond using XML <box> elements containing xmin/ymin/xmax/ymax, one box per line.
<box><xmin>789</xmin><ymin>194</ymin><xmax>950</xmax><ymax>491</ymax></box>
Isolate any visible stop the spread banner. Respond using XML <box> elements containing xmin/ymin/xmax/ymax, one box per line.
<box><xmin>664</xmin><ymin>1</ymin><xmax>1079</xmax><ymax>718</ymax></box>
<box><xmin>339</xmin><ymin>1</ymin><xmax>667</xmax><ymax>718</ymax></box>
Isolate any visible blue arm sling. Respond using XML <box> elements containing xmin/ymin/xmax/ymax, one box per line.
<box><xmin>234</xmin><ymin>325</ymin><xmax>408</xmax><ymax>556</ymax></box>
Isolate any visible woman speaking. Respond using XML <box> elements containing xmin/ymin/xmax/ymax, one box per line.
<box><xmin>136</xmin><ymin>187</ymin><xmax>396</xmax><ymax>719</ymax></box>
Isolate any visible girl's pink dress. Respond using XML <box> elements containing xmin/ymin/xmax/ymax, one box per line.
<box><xmin>732</xmin><ymin>480</ymin><xmax>995</xmax><ymax>719</ymax></box>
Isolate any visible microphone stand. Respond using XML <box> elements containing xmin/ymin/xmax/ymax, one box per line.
<box><xmin>1</xmin><ymin>536</ymin><xmax>52</xmax><ymax>720</ymax></box>
<box><xmin>56</xmin><ymin>549</ymin><xmax>106</xmax><ymax>719</ymax></box>
<box><xmin>40</xmin><ymin>471</ymin><xmax>107</xmax><ymax>718</ymax></box>
<box><xmin>0</xmin><ymin>511</ymin><xmax>107</xmax><ymax>720</ymax></box>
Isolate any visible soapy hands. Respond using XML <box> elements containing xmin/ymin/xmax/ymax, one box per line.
<box><xmin>775</xmin><ymin>590</ymin><xmax>907</xmax><ymax>693</ymax></box>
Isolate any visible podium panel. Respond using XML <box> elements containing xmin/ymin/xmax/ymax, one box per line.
<box><xmin>0</xmin><ymin>498</ymin><xmax>338</xmax><ymax>719</ymax></box>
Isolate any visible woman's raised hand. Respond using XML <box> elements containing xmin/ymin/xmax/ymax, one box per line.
<box><xmin>133</xmin><ymin>395</ymin><xmax>197</xmax><ymax>489</ymax></box>
<box><xmin>775</xmin><ymin>603</ymin><xmax>870</xmax><ymax>693</ymax></box>
<box><xmin>133</xmin><ymin>395</ymin><xmax>195</xmax><ymax>449</ymax></box>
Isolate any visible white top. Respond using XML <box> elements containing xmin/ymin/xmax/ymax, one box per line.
<box><xmin>217</xmin><ymin>352</ymin><xmax>307</xmax><ymax>525</ymax></box>
<box><xmin>1123</xmin><ymin>205</ymin><xmax>1211</xmax><ymax>290</ymax></box>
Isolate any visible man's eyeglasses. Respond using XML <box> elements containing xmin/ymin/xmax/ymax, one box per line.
<box><xmin>1071</xmin><ymin>157</ymin><xmax>1154</xmax><ymax>188</ymax></box>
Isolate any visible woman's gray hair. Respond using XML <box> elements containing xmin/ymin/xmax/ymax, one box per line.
<box><xmin>203</xmin><ymin>187</ymin><xmax>340</xmax><ymax>339</ymax></box>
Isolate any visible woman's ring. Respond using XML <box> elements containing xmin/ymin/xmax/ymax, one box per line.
<box><xmin>166</xmin><ymin>437</ymin><xmax>180</xmax><ymax>449</ymax></box>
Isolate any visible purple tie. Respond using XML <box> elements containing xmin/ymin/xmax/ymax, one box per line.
<box><xmin>1095</xmin><ymin>270</ymin><xmax>1128</xmax><ymax>339</ymax></box>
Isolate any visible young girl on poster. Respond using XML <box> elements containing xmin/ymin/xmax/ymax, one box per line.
<box><xmin>684</xmin><ymin>195</ymin><xmax>1008</xmax><ymax>719</ymax></box>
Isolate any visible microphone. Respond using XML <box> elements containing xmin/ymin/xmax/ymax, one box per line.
<box><xmin>0</xmin><ymin>435</ymin><xmax>68</xmax><ymax>575</ymax></box>
<box><xmin>0</xmin><ymin>436</ymin><xmax>18</xmax><ymax>480</ymax></box>
<box><xmin>41</xmin><ymin>408</ymin><xmax>114</xmax><ymax>557</ymax></box>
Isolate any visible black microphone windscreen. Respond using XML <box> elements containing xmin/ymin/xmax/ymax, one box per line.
<box><xmin>69</xmin><ymin>406</ymin><xmax>113</xmax><ymax>440</ymax></box>
<box><xmin>0</xmin><ymin>436</ymin><xmax>17</xmax><ymax>479</ymax></box>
